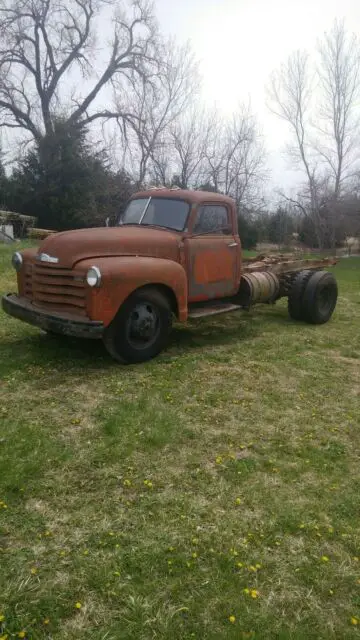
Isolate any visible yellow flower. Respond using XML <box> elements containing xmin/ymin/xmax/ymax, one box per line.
<box><xmin>299</xmin><ymin>523</ymin><xmax>305</xmax><ymax>529</ymax></box>
<box><xmin>192</xmin><ymin>537</ymin><xmax>199</xmax><ymax>545</ymax></box>
<box><xmin>250</xmin><ymin>589</ymin><xmax>259</xmax><ymax>599</ymax></box>
<box><xmin>0</xmin><ymin>634</ymin><xmax>8</xmax><ymax>640</ymax></box>
<box><xmin>229</xmin><ymin>615</ymin><xmax>236</xmax><ymax>623</ymax></box>
<box><xmin>329</xmin><ymin>589</ymin><xmax>334</xmax><ymax>595</ymax></box>
<box><xmin>321</xmin><ymin>555</ymin><xmax>329</xmax><ymax>562</ymax></box>
<box><xmin>43</xmin><ymin>619</ymin><xmax>50</xmax><ymax>625</ymax></box>
<box><xmin>255</xmin><ymin>563</ymin><xmax>261</xmax><ymax>569</ymax></box>
<box><xmin>235</xmin><ymin>498</ymin><xmax>242</xmax><ymax>505</ymax></box>
<box><xmin>75</xmin><ymin>602</ymin><xmax>82</xmax><ymax>609</ymax></box>
<box><xmin>351</xmin><ymin>617</ymin><xmax>358</xmax><ymax>625</ymax></box>
<box><xmin>236</xmin><ymin>562</ymin><xmax>243</xmax><ymax>568</ymax></box>
<box><xmin>108</xmin><ymin>531</ymin><xmax>115</xmax><ymax>536</ymax></box>
<box><xmin>83</xmin><ymin>550</ymin><xmax>89</xmax><ymax>556</ymax></box>
<box><xmin>123</xmin><ymin>479</ymin><xmax>131</xmax><ymax>487</ymax></box>
<box><xmin>192</xmin><ymin>552</ymin><xmax>198</xmax><ymax>559</ymax></box>
<box><xmin>18</xmin><ymin>633</ymin><xmax>26</xmax><ymax>639</ymax></box>
<box><xmin>30</xmin><ymin>567</ymin><xmax>37</xmax><ymax>575</ymax></box>
<box><xmin>243</xmin><ymin>588</ymin><xmax>250</xmax><ymax>594</ymax></box>
<box><xmin>0</xmin><ymin>615</ymin><xmax>4</xmax><ymax>622</ymax></box>
<box><xmin>249</xmin><ymin>565</ymin><xmax>257</xmax><ymax>572</ymax></box>
<box><xmin>215</xmin><ymin>456</ymin><xmax>222</xmax><ymax>464</ymax></box>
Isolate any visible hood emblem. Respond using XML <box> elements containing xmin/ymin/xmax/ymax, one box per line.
<box><xmin>38</xmin><ymin>253</ymin><xmax>59</xmax><ymax>264</ymax></box>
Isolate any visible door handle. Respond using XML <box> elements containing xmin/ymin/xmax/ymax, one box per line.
<box><xmin>227</xmin><ymin>242</ymin><xmax>238</xmax><ymax>247</ymax></box>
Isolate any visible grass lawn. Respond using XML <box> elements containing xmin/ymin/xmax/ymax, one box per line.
<box><xmin>0</xmin><ymin>243</ymin><xmax>359</xmax><ymax>639</ymax></box>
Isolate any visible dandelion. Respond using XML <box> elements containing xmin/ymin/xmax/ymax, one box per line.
<box><xmin>243</xmin><ymin>588</ymin><xmax>250</xmax><ymax>594</ymax></box>
<box><xmin>215</xmin><ymin>456</ymin><xmax>223</xmax><ymax>464</ymax></box>
<box><xmin>83</xmin><ymin>550</ymin><xmax>89</xmax><ymax>556</ymax></box>
<box><xmin>299</xmin><ymin>523</ymin><xmax>305</xmax><ymax>529</ymax></box>
<box><xmin>235</xmin><ymin>498</ymin><xmax>242</xmax><ymax>505</ymax></box>
<box><xmin>229</xmin><ymin>615</ymin><xmax>236</xmax><ymax>623</ymax></box>
<box><xmin>0</xmin><ymin>615</ymin><xmax>4</xmax><ymax>622</ymax></box>
<box><xmin>123</xmin><ymin>479</ymin><xmax>131</xmax><ymax>487</ymax></box>
<box><xmin>321</xmin><ymin>555</ymin><xmax>329</xmax><ymax>563</ymax></box>
<box><xmin>250</xmin><ymin>589</ymin><xmax>259</xmax><ymax>599</ymax></box>
<box><xmin>75</xmin><ymin>602</ymin><xmax>82</xmax><ymax>609</ymax></box>
<box><xmin>236</xmin><ymin>562</ymin><xmax>243</xmax><ymax>568</ymax></box>
<box><xmin>0</xmin><ymin>634</ymin><xmax>8</xmax><ymax>640</ymax></box>
<box><xmin>351</xmin><ymin>617</ymin><xmax>358</xmax><ymax>625</ymax></box>
<box><xmin>168</xmin><ymin>546</ymin><xmax>175</xmax><ymax>552</ymax></box>
<box><xmin>192</xmin><ymin>538</ymin><xmax>199</xmax><ymax>545</ymax></box>
<box><xmin>30</xmin><ymin>566</ymin><xmax>38</xmax><ymax>575</ymax></box>
<box><xmin>249</xmin><ymin>565</ymin><xmax>257</xmax><ymax>572</ymax></box>
<box><xmin>43</xmin><ymin>619</ymin><xmax>50</xmax><ymax>625</ymax></box>
<box><xmin>192</xmin><ymin>552</ymin><xmax>198</xmax><ymax>559</ymax></box>
<box><xmin>18</xmin><ymin>632</ymin><xmax>26</xmax><ymax>639</ymax></box>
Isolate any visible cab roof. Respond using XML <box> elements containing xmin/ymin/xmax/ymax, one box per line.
<box><xmin>132</xmin><ymin>188</ymin><xmax>235</xmax><ymax>207</ymax></box>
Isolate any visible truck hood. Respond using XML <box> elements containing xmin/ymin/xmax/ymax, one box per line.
<box><xmin>37</xmin><ymin>226</ymin><xmax>182</xmax><ymax>269</ymax></box>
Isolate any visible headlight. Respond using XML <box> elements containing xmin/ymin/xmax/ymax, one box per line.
<box><xmin>86</xmin><ymin>266</ymin><xmax>101</xmax><ymax>287</ymax></box>
<box><xmin>12</xmin><ymin>252</ymin><xmax>23</xmax><ymax>272</ymax></box>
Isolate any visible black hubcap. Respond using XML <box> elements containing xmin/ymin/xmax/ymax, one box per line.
<box><xmin>126</xmin><ymin>302</ymin><xmax>160</xmax><ymax>349</ymax></box>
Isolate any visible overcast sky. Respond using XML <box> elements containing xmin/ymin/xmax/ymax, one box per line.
<box><xmin>154</xmin><ymin>0</ymin><xmax>360</xmax><ymax>193</ymax></box>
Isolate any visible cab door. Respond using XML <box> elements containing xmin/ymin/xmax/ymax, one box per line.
<box><xmin>185</xmin><ymin>203</ymin><xmax>240</xmax><ymax>302</ymax></box>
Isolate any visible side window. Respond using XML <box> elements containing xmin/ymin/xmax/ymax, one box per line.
<box><xmin>193</xmin><ymin>205</ymin><xmax>229</xmax><ymax>234</ymax></box>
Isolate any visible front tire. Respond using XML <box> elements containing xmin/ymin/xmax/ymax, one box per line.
<box><xmin>103</xmin><ymin>288</ymin><xmax>172</xmax><ymax>364</ymax></box>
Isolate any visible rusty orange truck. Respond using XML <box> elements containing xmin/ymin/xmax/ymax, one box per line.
<box><xmin>2</xmin><ymin>188</ymin><xmax>338</xmax><ymax>364</ymax></box>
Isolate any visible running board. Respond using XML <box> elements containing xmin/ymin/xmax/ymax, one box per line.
<box><xmin>188</xmin><ymin>303</ymin><xmax>242</xmax><ymax>319</ymax></box>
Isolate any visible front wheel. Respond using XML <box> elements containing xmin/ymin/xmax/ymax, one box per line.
<box><xmin>103</xmin><ymin>288</ymin><xmax>172</xmax><ymax>364</ymax></box>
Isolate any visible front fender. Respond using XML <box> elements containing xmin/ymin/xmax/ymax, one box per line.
<box><xmin>76</xmin><ymin>256</ymin><xmax>188</xmax><ymax>326</ymax></box>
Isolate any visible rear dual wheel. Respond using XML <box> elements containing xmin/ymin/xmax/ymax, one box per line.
<box><xmin>288</xmin><ymin>270</ymin><xmax>338</xmax><ymax>324</ymax></box>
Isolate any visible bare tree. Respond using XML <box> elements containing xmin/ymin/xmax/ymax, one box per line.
<box><xmin>317</xmin><ymin>19</ymin><xmax>360</xmax><ymax>199</ymax></box>
<box><xmin>149</xmin><ymin>106</ymin><xmax>210</xmax><ymax>188</ymax></box>
<box><xmin>203</xmin><ymin>105</ymin><xmax>266</xmax><ymax>210</ymax></box>
<box><xmin>0</xmin><ymin>0</ymin><xmax>158</xmax><ymax>143</ymax></box>
<box><xmin>117</xmin><ymin>41</ymin><xmax>197</xmax><ymax>186</ymax></box>
<box><xmin>268</xmin><ymin>20</ymin><xmax>360</xmax><ymax>248</ymax></box>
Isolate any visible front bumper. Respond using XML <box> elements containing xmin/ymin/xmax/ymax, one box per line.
<box><xmin>2</xmin><ymin>294</ymin><xmax>104</xmax><ymax>339</ymax></box>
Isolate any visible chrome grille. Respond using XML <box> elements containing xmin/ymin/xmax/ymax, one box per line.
<box><xmin>31</xmin><ymin>263</ymin><xmax>86</xmax><ymax>315</ymax></box>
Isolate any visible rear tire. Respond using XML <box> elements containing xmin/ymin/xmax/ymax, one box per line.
<box><xmin>103</xmin><ymin>287</ymin><xmax>172</xmax><ymax>364</ymax></box>
<box><xmin>288</xmin><ymin>270</ymin><xmax>313</xmax><ymax>321</ymax></box>
<box><xmin>301</xmin><ymin>271</ymin><xmax>338</xmax><ymax>324</ymax></box>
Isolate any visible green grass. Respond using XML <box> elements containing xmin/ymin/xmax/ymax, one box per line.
<box><xmin>0</xmin><ymin>243</ymin><xmax>360</xmax><ymax>639</ymax></box>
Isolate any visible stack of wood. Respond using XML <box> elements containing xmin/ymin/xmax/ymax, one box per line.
<box><xmin>28</xmin><ymin>227</ymin><xmax>57</xmax><ymax>240</ymax></box>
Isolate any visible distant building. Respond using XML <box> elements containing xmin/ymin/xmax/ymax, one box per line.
<box><xmin>0</xmin><ymin>223</ymin><xmax>14</xmax><ymax>243</ymax></box>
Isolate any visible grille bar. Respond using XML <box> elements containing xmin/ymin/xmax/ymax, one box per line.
<box><xmin>30</xmin><ymin>263</ymin><xmax>87</xmax><ymax>315</ymax></box>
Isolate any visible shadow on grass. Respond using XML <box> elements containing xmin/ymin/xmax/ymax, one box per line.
<box><xmin>0</xmin><ymin>304</ymin><xmax>292</xmax><ymax>376</ymax></box>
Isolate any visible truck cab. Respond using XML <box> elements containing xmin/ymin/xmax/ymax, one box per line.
<box><xmin>2</xmin><ymin>188</ymin><xmax>338</xmax><ymax>363</ymax></box>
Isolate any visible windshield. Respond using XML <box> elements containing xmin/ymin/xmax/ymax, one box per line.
<box><xmin>118</xmin><ymin>197</ymin><xmax>190</xmax><ymax>231</ymax></box>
